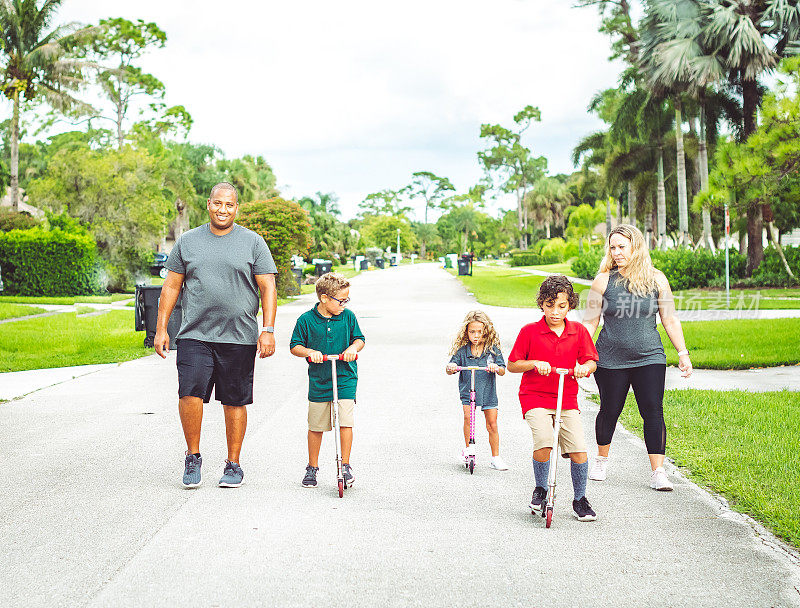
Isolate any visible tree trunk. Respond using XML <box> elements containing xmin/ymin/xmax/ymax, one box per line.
<box><xmin>516</xmin><ymin>191</ymin><xmax>525</xmax><ymax>250</ymax></box>
<box><xmin>117</xmin><ymin>100</ymin><xmax>124</xmax><ymax>149</ymax></box>
<box><xmin>545</xmin><ymin>223</ymin><xmax>551</xmax><ymax>239</ymax></box>
<box><xmin>628</xmin><ymin>182</ymin><xmax>637</xmax><ymax>228</ymax></box>
<box><xmin>657</xmin><ymin>147</ymin><xmax>667</xmax><ymax>250</ymax></box>
<box><xmin>11</xmin><ymin>89</ymin><xmax>20</xmax><ymax>213</ymax></box>
<box><xmin>697</xmin><ymin>105</ymin><xmax>715</xmax><ymax>252</ymax></box>
<box><xmin>766</xmin><ymin>220</ymin><xmax>795</xmax><ymax>279</ymax></box>
<box><xmin>675</xmin><ymin>101</ymin><xmax>689</xmax><ymax>245</ymax></box>
<box><xmin>605</xmin><ymin>197</ymin><xmax>612</xmax><ymax>237</ymax></box>
<box><xmin>745</xmin><ymin>203</ymin><xmax>763</xmax><ymax>276</ymax></box>
<box><xmin>420</xmin><ymin>239</ymin><xmax>427</xmax><ymax>260</ymax></box>
<box><xmin>742</xmin><ymin>77</ymin><xmax>764</xmax><ymax>274</ymax></box>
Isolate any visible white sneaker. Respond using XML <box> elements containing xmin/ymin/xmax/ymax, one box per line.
<box><xmin>489</xmin><ymin>455</ymin><xmax>508</xmax><ymax>470</ymax></box>
<box><xmin>589</xmin><ymin>456</ymin><xmax>608</xmax><ymax>481</ymax></box>
<box><xmin>650</xmin><ymin>467</ymin><xmax>674</xmax><ymax>491</ymax></box>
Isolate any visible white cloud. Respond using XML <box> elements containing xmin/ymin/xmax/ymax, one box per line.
<box><xmin>47</xmin><ymin>0</ymin><xmax>622</xmax><ymax>218</ymax></box>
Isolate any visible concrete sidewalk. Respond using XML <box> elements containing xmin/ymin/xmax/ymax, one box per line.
<box><xmin>1</xmin><ymin>264</ymin><xmax>798</xmax><ymax>608</ymax></box>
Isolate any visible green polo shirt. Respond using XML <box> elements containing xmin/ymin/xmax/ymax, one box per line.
<box><xmin>290</xmin><ymin>305</ymin><xmax>365</xmax><ymax>401</ymax></box>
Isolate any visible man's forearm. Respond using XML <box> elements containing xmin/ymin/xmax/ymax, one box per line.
<box><xmin>156</xmin><ymin>280</ymin><xmax>182</xmax><ymax>333</ymax></box>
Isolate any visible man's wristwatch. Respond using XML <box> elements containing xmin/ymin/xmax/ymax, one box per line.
<box><xmin>261</xmin><ymin>326</ymin><xmax>275</xmax><ymax>333</ymax></box>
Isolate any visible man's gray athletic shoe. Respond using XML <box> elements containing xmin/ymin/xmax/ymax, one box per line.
<box><xmin>219</xmin><ymin>460</ymin><xmax>244</xmax><ymax>488</ymax></box>
<box><xmin>182</xmin><ymin>452</ymin><xmax>202</xmax><ymax>488</ymax></box>
<box><xmin>342</xmin><ymin>463</ymin><xmax>355</xmax><ymax>488</ymax></box>
<box><xmin>302</xmin><ymin>465</ymin><xmax>319</xmax><ymax>487</ymax></box>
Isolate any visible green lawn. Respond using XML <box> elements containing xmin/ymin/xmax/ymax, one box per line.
<box><xmin>0</xmin><ymin>302</ymin><xmax>47</xmax><ymax>320</ymax></box>
<box><xmin>617</xmin><ymin>389</ymin><xmax>800</xmax><ymax>549</ymax></box>
<box><xmin>660</xmin><ymin>318</ymin><xmax>800</xmax><ymax>369</ymax></box>
<box><xmin>0</xmin><ymin>294</ymin><xmax>132</xmax><ymax>305</ymax></box>
<box><xmin>449</xmin><ymin>264</ymin><xmax>589</xmax><ymax>308</ymax></box>
<box><xmin>673</xmin><ymin>288</ymin><xmax>800</xmax><ymax>310</ymax></box>
<box><xmin>0</xmin><ymin>310</ymin><xmax>148</xmax><ymax>372</ymax></box>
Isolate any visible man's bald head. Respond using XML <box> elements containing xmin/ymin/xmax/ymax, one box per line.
<box><xmin>209</xmin><ymin>182</ymin><xmax>239</xmax><ymax>204</ymax></box>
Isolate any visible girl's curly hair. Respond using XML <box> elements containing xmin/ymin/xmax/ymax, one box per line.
<box><xmin>448</xmin><ymin>310</ymin><xmax>501</xmax><ymax>356</ymax></box>
<box><xmin>537</xmin><ymin>275</ymin><xmax>579</xmax><ymax>310</ymax></box>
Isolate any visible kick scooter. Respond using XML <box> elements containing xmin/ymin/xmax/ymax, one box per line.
<box><xmin>453</xmin><ymin>365</ymin><xmax>490</xmax><ymax>474</ymax></box>
<box><xmin>307</xmin><ymin>353</ymin><xmax>358</xmax><ymax>498</ymax></box>
<box><xmin>541</xmin><ymin>368</ymin><xmax>574</xmax><ymax>528</ymax></box>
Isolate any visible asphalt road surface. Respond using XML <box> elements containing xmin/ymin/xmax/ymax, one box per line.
<box><xmin>1</xmin><ymin>263</ymin><xmax>798</xmax><ymax>607</ymax></box>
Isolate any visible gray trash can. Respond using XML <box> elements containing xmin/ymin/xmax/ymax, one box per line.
<box><xmin>457</xmin><ymin>258</ymin><xmax>471</xmax><ymax>276</ymax></box>
<box><xmin>375</xmin><ymin>258</ymin><xmax>385</xmax><ymax>269</ymax></box>
<box><xmin>292</xmin><ymin>267</ymin><xmax>303</xmax><ymax>290</ymax></box>
<box><xmin>135</xmin><ymin>285</ymin><xmax>181</xmax><ymax>348</ymax></box>
<box><xmin>359</xmin><ymin>260</ymin><xmax>369</xmax><ymax>271</ymax></box>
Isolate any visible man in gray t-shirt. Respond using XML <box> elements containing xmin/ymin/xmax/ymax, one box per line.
<box><xmin>154</xmin><ymin>181</ymin><xmax>277</xmax><ymax>489</ymax></box>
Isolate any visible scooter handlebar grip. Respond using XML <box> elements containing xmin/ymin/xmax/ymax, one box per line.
<box><xmin>306</xmin><ymin>353</ymin><xmax>358</xmax><ymax>363</ymax></box>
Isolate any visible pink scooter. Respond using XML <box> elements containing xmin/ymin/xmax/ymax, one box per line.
<box><xmin>453</xmin><ymin>365</ymin><xmax>490</xmax><ymax>474</ymax></box>
<box><xmin>307</xmin><ymin>353</ymin><xmax>358</xmax><ymax>498</ymax></box>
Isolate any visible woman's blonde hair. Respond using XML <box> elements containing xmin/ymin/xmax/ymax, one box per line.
<box><xmin>448</xmin><ymin>310</ymin><xmax>501</xmax><ymax>356</ymax></box>
<box><xmin>599</xmin><ymin>224</ymin><xmax>658</xmax><ymax>296</ymax></box>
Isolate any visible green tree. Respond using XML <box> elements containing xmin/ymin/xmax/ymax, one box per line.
<box><xmin>0</xmin><ymin>0</ymin><xmax>96</xmax><ymax>211</ymax></box>
<box><xmin>360</xmin><ymin>214</ymin><xmax>416</xmax><ymax>253</ymax></box>
<box><xmin>358</xmin><ymin>189</ymin><xmax>412</xmax><ymax>217</ymax></box>
<box><xmin>26</xmin><ymin>146</ymin><xmax>173</xmax><ymax>290</ymax></box>
<box><xmin>406</xmin><ymin>171</ymin><xmax>454</xmax><ymax>259</ymax></box>
<box><xmin>88</xmin><ymin>18</ymin><xmax>170</xmax><ymax>148</ymax></box>
<box><xmin>525</xmin><ymin>177</ymin><xmax>574</xmax><ymax>239</ymax></box>
<box><xmin>478</xmin><ymin>105</ymin><xmax>547</xmax><ymax>249</ymax></box>
<box><xmin>218</xmin><ymin>155</ymin><xmax>278</xmax><ymax>202</ymax></box>
<box><xmin>566</xmin><ymin>202</ymin><xmax>606</xmax><ymax>252</ymax></box>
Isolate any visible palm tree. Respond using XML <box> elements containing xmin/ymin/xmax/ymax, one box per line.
<box><xmin>0</xmin><ymin>0</ymin><xmax>97</xmax><ymax>211</ymax></box>
<box><xmin>525</xmin><ymin>177</ymin><xmax>573</xmax><ymax>239</ymax></box>
<box><xmin>698</xmin><ymin>0</ymin><xmax>800</xmax><ymax>273</ymax></box>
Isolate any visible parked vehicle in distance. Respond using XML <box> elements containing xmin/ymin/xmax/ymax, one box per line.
<box><xmin>150</xmin><ymin>252</ymin><xmax>169</xmax><ymax>279</ymax></box>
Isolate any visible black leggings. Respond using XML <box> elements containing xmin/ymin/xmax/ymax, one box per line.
<box><xmin>594</xmin><ymin>364</ymin><xmax>667</xmax><ymax>455</ymax></box>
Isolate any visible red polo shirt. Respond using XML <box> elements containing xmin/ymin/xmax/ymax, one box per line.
<box><xmin>508</xmin><ymin>318</ymin><xmax>598</xmax><ymax>415</ymax></box>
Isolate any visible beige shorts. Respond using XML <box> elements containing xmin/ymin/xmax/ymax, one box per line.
<box><xmin>525</xmin><ymin>408</ymin><xmax>586</xmax><ymax>455</ymax></box>
<box><xmin>308</xmin><ymin>399</ymin><xmax>355</xmax><ymax>432</ymax></box>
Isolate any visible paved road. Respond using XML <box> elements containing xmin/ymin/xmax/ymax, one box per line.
<box><xmin>1</xmin><ymin>264</ymin><xmax>799</xmax><ymax>608</ymax></box>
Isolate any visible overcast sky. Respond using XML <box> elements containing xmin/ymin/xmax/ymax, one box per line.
<box><xmin>50</xmin><ymin>0</ymin><xmax>624</xmax><ymax>220</ymax></box>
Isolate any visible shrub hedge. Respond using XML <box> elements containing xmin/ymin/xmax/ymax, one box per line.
<box><xmin>0</xmin><ymin>209</ymin><xmax>40</xmax><ymax>232</ymax></box>
<box><xmin>510</xmin><ymin>251</ymin><xmax>559</xmax><ymax>266</ymax></box>
<box><xmin>0</xmin><ymin>227</ymin><xmax>104</xmax><ymax>295</ymax></box>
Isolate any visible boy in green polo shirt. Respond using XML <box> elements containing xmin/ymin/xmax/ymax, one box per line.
<box><xmin>290</xmin><ymin>272</ymin><xmax>365</xmax><ymax>488</ymax></box>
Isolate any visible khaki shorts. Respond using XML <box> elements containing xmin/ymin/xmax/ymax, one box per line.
<box><xmin>308</xmin><ymin>399</ymin><xmax>355</xmax><ymax>432</ymax></box>
<box><xmin>525</xmin><ymin>408</ymin><xmax>586</xmax><ymax>455</ymax></box>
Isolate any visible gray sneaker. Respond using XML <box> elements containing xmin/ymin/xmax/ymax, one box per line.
<box><xmin>182</xmin><ymin>452</ymin><xmax>202</xmax><ymax>488</ymax></box>
<box><xmin>342</xmin><ymin>463</ymin><xmax>355</xmax><ymax>488</ymax></box>
<box><xmin>302</xmin><ymin>465</ymin><xmax>319</xmax><ymax>487</ymax></box>
<box><xmin>219</xmin><ymin>460</ymin><xmax>244</xmax><ymax>488</ymax></box>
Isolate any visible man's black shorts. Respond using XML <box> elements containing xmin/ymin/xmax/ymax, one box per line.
<box><xmin>176</xmin><ymin>339</ymin><xmax>257</xmax><ymax>406</ymax></box>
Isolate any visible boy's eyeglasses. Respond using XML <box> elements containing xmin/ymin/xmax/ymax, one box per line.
<box><xmin>328</xmin><ymin>295</ymin><xmax>350</xmax><ymax>305</ymax></box>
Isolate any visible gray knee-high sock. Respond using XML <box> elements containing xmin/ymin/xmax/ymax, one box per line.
<box><xmin>532</xmin><ymin>458</ymin><xmax>549</xmax><ymax>489</ymax></box>
<box><xmin>571</xmin><ymin>460</ymin><xmax>588</xmax><ymax>501</ymax></box>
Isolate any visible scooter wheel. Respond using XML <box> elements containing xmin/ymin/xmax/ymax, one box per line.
<box><xmin>338</xmin><ymin>480</ymin><xmax>344</xmax><ymax>498</ymax></box>
<box><xmin>545</xmin><ymin>507</ymin><xmax>553</xmax><ymax>528</ymax></box>
<box><xmin>469</xmin><ymin>459</ymin><xmax>475</xmax><ymax>474</ymax></box>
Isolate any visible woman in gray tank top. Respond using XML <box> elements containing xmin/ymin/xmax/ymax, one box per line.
<box><xmin>582</xmin><ymin>225</ymin><xmax>693</xmax><ymax>491</ymax></box>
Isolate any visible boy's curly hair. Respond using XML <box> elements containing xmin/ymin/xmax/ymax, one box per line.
<box><xmin>448</xmin><ymin>310</ymin><xmax>501</xmax><ymax>356</ymax></box>
<box><xmin>537</xmin><ymin>275</ymin><xmax>579</xmax><ymax>310</ymax></box>
<box><xmin>316</xmin><ymin>272</ymin><xmax>350</xmax><ymax>299</ymax></box>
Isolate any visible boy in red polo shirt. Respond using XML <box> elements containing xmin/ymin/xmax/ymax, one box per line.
<box><xmin>508</xmin><ymin>275</ymin><xmax>599</xmax><ymax>521</ymax></box>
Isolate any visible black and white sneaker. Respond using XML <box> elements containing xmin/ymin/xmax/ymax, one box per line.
<box><xmin>302</xmin><ymin>465</ymin><xmax>319</xmax><ymax>487</ymax></box>
<box><xmin>572</xmin><ymin>496</ymin><xmax>597</xmax><ymax>521</ymax></box>
<box><xmin>529</xmin><ymin>487</ymin><xmax>547</xmax><ymax>513</ymax></box>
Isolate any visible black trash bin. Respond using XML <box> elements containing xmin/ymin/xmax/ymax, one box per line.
<box><xmin>135</xmin><ymin>284</ymin><xmax>181</xmax><ymax>348</ymax></box>
<box><xmin>315</xmin><ymin>261</ymin><xmax>333</xmax><ymax>276</ymax></box>
<box><xmin>390</xmin><ymin>257</ymin><xmax>398</xmax><ymax>267</ymax></box>
<box><xmin>375</xmin><ymin>258</ymin><xmax>385</xmax><ymax>269</ymax></box>
<box><xmin>457</xmin><ymin>258</ymin><xmax>471</xmax><ymax>276</ymax></box>
<box><xmin>359</xmin><ymin>260</ymin><xmax>369</xmax><ymax>271</ymax></box>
